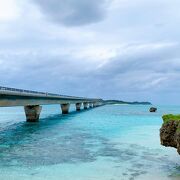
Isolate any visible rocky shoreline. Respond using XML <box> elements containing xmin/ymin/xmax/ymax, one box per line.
<box><xmin>160</xmin><ymin>114</ymin><xmax>180</xmax><ymax>155</ymax></box>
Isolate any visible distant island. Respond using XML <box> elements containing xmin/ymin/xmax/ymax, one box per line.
<box><xmin>104</xmin><ymin>100</ymin><xmax>152</xmax><ymax>105</ymax></box>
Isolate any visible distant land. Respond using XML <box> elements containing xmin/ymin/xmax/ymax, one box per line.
<box><xmin>104</xmin><ymin>100</ymin><xmax>152</xmax><ymax>105</ymax></box>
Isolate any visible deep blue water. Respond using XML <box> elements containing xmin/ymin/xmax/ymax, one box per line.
<box><xmin>0</xmin><ymin>105</ymin><xmax>179</xmax><ymax>180</ymax></box>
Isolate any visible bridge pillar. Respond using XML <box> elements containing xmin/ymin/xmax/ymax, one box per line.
<box><xmin>83</xmin><ymin>102</ymin><xmax>88</xmax><ymax>109</ymax></box>
<box><xmin>93</xmin><ymin>102</ymin><xmax>100</xmax><ymax>107</ymax></box>
<box><xmin>76</xmin><ymin>103</ymin><xmax>82</xmax><ymax>111</ymax></box>
<box><xmin>89</xmin><ymin>103</ymin><xmax>93</xmax><ymax>108</ymax></box>
<box><xmin>93</xmin><ymin>102</ymin><xmax>96</xmax><ymax>108</ymax></box>
<box><xmin>24</xmin><ymin>105</ymin><xmax>42</xmax><ymax>122</ymax></box>
<box><xmin>99</xmin><ymin>102</ymin><xmax>103</xmax><ymax>106</ymax></box>
<box><xmin>61</xmin><ymin>104</ymin><xmax>70</xmax><ymax>114</ymax></box>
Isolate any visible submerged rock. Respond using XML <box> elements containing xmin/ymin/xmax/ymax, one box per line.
<box><xmin>160</xmin><ymin>114</ymin><xmax>180</xmax><ymax>155</ymax></box>
<box><xmin>149</xmin><ymin>107</ymin><xmax>157</xmax><ymax>112</ymax></box>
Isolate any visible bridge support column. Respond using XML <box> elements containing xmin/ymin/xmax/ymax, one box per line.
<box><xmin>93</xmin><ymin>102</ymin><xmax>96</xmax><ymax>108</ymax></box>
<box><xmin>93</xmin><ymin>102</ymin><xmax>98</xmax><ymax>108</ymax></box>
<box><xmin>83</xmin><ymin>102</ymin><xmax>88</xmax><ymax>109</ymax></box>
<box><xmin>89</xmin><ymin>103</ymin><xmax>93</xmax><ymax>108</ymax></box>
<box><xmin>24</xmin><ymin>105</ymin><xmax>42</xmax><ymax>122</ymax></box>
<box><xmin>99</xmin><ymin>102</ymin><xmax>103</xmax><ymax>106</ymax></box>
<box><xmin>76</xmin><ymin>103</ymin><xmax>82</xmax><ymax>111</ymax></box>
<box><xmin>61</xmin><ymin>104</ymin><xmax>70</xmax><ymax>114</ymax></box>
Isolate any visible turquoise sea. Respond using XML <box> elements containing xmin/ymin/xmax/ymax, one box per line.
<box><xmin>0</xmin><ymin>105</ymin><xmax>179</xmax><ymax>180</ymax></box>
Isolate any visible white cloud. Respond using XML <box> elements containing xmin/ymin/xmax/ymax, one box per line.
<box><xmin>0</xmin><ymin>0</ymin><xmax>20</xmax><ymax>21</ymax></box>
<box><xmin>0</xmin><ymin>0</ymin><xmax>180</xmax><ymax>104</ymax></box>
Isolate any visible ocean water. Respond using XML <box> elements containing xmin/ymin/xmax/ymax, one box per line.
<box><xmin>0</xmin><ymin>104</ymin><xmax>179</xmax><ymax>180</ymax></box>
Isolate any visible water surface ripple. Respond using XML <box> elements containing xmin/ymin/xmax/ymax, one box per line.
<box><xmin>0</xmin><ymin>105</ymin><xmax>179</xmax><ymax>180</ymax></box>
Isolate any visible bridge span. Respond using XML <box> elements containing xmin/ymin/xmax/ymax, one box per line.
<box><xmin>0</xmin><ymin>86</ymin><xmax>104</xmax><ymax>122</ymax></box>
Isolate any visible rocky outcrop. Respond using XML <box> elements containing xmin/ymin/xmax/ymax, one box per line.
<box><xmin>160</xmin><ymin>115</ymin><xmax>180</xmax><ymax>154</ymax></box>
<box><xmin>149</xmin><ymin>107</ymin><xmax>157</xmax><ymax>112</ymax></box>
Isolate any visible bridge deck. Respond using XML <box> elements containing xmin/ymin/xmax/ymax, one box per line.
<box><xmin>0</xmin><ymin>86</ymin><xmax>102</xmax><ymax>107</ymax></box>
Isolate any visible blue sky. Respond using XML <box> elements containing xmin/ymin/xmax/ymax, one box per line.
<box><xmin>0</xmin><ymin>0</ymin><xmax>180</xmax><ymax>104</ymax></box>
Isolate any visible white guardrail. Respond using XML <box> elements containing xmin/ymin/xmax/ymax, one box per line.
<box><xmin>0</xmin><ymin>86</ymin><xmax>101</xmax><ymax>101</ymax></box>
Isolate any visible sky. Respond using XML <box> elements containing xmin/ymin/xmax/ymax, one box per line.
<box><xmin>0</xmin><ymin>0</ymin><xmax>180</xmax><ymax>104</ymax></box>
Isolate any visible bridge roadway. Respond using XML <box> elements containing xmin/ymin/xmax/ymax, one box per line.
<box><xmin>0</xmin><ymin>86</ymin><xmax>104</xmax><ymax>122</ymax></box>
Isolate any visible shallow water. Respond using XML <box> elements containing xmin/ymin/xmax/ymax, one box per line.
<box><xmin>0</xmin><ymin>105</ymin><xmax>179</xmax><ymax>180</ymax></box>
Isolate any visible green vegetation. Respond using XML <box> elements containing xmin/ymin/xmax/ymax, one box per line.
<box><xmin>162</xmin><ymin>114</ymin><xmax>180</xmax><ymax>124</ymax></box>
<box><xmin>104</xmin><ymin>100</ymin><xmax>151</xmax><ymax>105</ymax></box>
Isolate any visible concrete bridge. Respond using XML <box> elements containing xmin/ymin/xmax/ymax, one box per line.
<box><xmin>0</xmin><ymin>86</ymin><xmax>104</xmax><ymax>122</ymax></box>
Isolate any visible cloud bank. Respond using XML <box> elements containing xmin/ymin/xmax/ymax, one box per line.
<box><xmin>33</xmin><ymin>0</ymin><xmax>108</xmax><ymax>26</ymax></box>
<box><xmin>0</xmin><ymin>0</ymin><xmax>180</xmax><ymax>104</ymax></box>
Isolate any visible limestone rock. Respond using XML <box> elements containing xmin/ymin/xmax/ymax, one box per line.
<box><xmin>149</xmin><ymin>107</ymin><xmax>157</xmax><ymax>112</ymax></box>
<box><xmin>160</xmin><ymin>120</ymin><xmax>180</xmax><ymax>155</ymax></box>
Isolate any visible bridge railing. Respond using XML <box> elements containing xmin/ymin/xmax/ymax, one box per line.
<box><xmin>0</xmin><ymin>86</ymin><xmax>102</xmax><ymax>101</ymax></box>
<box><xmin>0</xmin><ymin>86</ymin><xmax>76</xmax><ymax>98</ymax></box>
